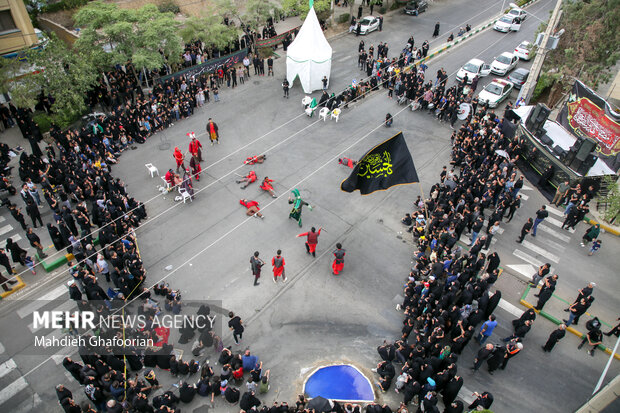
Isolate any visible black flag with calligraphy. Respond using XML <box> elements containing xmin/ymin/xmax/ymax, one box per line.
<box><xmin>341</xmin><ymin>132</ymin><xmax>419</xmax><ymax>195</ymax></box>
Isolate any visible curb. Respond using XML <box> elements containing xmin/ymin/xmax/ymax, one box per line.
<box><xmin>36</xmin><ymin>237</ymin><xmax>101</xmax><ymax>272</ymax></box>
<box><xmin>583</xmin><ymin>216</ymin><xmax>620</xmax><ymax>237</ymax></box>
<box><xmin>519</xmin><ymin>286</ymin><xmax>620</xmax><ymax>361</ymax></box>
<box><xmin>0</xmin><ymin>276</ymin><xmax>25</xmax><ymax>299</ymax></box>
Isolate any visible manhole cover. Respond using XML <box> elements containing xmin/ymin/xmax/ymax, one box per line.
<box><xmin>253</xmin><ymin>81</ymin><xmax>260</xmax><ymax>85</ymax></box>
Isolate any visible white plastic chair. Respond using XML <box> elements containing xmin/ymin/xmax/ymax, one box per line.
<box><xmin>305</xmin><ymin>106</ymin><xmax>316</xmax><ymax>117</ymax></box>
<box><xmin>161</xmin><ymin>177</ymin><xmax>171</xmax><ymax>190</ymax></box>
<box><xmin>145</xmin><ymin>163</ymin><xmax>159</xmax><ymax>177</ymax></box>
<box><xmin>319</xmin><ymin>107</ymin><xmax>330</xmax><ymax>121</ymax></box>
<box><xmin>302</xmin><ymin>96</ymin><xmax>312</xmax><ymax>107</ymax></box>
<box><xmin>331</xmin><ymin>108</ymin><xmax>341</xmax><ymax>122</ymax></box>
<box><xmin>178</xmin><ymin>188</ymin><xmax>192</xmax><ymax>203</ymax></box>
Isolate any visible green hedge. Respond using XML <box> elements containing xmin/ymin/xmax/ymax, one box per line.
<box><xmin>390</xmin><ymin>2</ymin><xmax>403</xmax><ymax>11</ymax></box>
<box><xmin>158</xmin><ymin>1</ymin><xmax>180</xmax><ymax>14</ymax></box>
<box><xmin>32</xmin><ymin>112</ymin><xmax>52</xmax><ymax>133</ymax></box>
<box><xmin>337</xmin><ymin>13</ymin><xmax>351</xmax><ymax>24</ymax></box>
<box><xmin>42</xmin><ymin>0</ymin><xmax>89</xmax><ymax>13</ymax></box>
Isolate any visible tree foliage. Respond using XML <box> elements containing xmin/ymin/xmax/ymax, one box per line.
<box><xmin>179</xmin><ymin>8</ymin><xmax>239</xmax><ymax>49</ymax></box>
<box><xmin>283</xmin><ymin>0</ymin><xmax>331</xmax><ymax>20</ymax></box>
<box><xmin>0</xmin><ymin>56</ymin><xmax>38</xmax><ymax>109</ymax></box>
<box><xmin>544</xmin><ymin>0</ymin><xmax>620</xmax><ymax>88</ymax></box>
<box><xmin>26</xmin><ymin>35</ymin><xmax>99</xmax><ymax>126</ymax></box>
<box><xmin>73</xmin><ymin>1</ymin><xmax>183</xmax><ymax>73</ymax></box>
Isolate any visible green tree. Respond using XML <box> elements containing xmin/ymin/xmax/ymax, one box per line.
<box><xmin>243</xmin><ymin>0</ymin><xmax>279</xmax><ymax>31</ymax></box>
<box><xmin>73</xmin><ymin>1</ymin><xmax>183</xmax><ymax>76</ymax></box>
<box><xmin>283</xmin><ymin>0</ymin><xmax>332</xmax><ymax>20</ymax></box>
<box><xmin>26</xmin><ymin>35</ymin><xmax>99</xmax><ymax>126</ymax></box>
<box><xmin>179</xmin><ymin>11</ymin><xmax>239</xmax><ymax>50</ymax></box>
<box><xmin>0</xmin><ymin>55</ymin><xmax>38</xmax><ymax>109</ymax></box>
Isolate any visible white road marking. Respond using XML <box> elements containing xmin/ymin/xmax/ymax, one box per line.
<box><xmin>13</xmin><ymin>394</ymin><xmax>42</xmax><ymax>413</ymax></box>
<box><xmin>0</xmin><ymin>359</ymin><xmax>17</xmax><ymax>380</ymax></box>
<box><xmin>0</xmin><ymin>216</ymin><xmax>5</xmax><ymax>223</ymax></box>
<box><xmin>0</xmin><ymin>377</ymin><xmax>28</xmax><ymax>405</ymax></box>
<box><xmin>537</xmin><ymin>223</ymin><xmax>571</xmax><ymax>242</ymax></box>
<box><xmin>337</xmin><ymin>54</ymin><xmax>353</xmax><ymax>62</ymax></box>
<box><xmin>458</xmin><ymin>385</ymin><xmax>476</xmax><ymax>405</ymax></box>
<box><xmin>513</xmin><ymin>248</ymin><xmax>553</xmax><ymax>270</ymax></box>
<box><xmin>52</xmin><ymin>346</ymin><xmax>76</xmax><ymax>364</ymax></box>
<box><xmin>533</xmin><ymin>236</ymin><xmax>567</xmax><ymax>252</ymax></box>
<box><xmin>521</xmin><ymin>240</ymin><xmax>560</xmax><ymax>263</ymax></box>
<box><xmin>546</xmin><ymin>205</ymin><xmax>564</xmax><ymax>217</ymax></box>
<box><xmin>506</xmin><ymin>263</ymin><xmax>535</xmax><ymax>280</ymax></box>
<box><xmin>0</xmin><ymin>234</ymin><xmax>21</xmax><ymax>245</ymax></box>
<box><xmin>0</xmin><ymin>342</ymin><xmax>4</xmax><ymax>354</ymax></box>
<box><xmin>498</xmin><ymin>298</ymin><xmax>524</xmax><ymax>318</ymax></box>
<box><xmin>520</xmin><ymin>193</ymin><xmax>529</xmax><ymax>201</ymax></box>
<box><xmin>16</xmin><ymin>284</ymin><xmax>68</xmax><ymax>318</ymax></box>
<box><xmin>0</xmin><ymin>225</ymin><xmax>13</xmax><ymax>236</ymax></box>
<box><xmin>545</xmin><ymin>216</ymin><xmax>575</xmax><ymax>232</ymax></box>
<box><xmin>27</xmin><ymin>300</ymin><xmax>75</xmax><ymax>333</ymax></box>
<box><xmin>521</xmin><ymin>184</ymin><xmax>534</xmax><ymax>191</ymax></box>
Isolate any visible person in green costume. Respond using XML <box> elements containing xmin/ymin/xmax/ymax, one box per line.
<box><xmin>288</xmin><ymin>189</ymin><xmax>312</xmax><ymax>227</ymax></box>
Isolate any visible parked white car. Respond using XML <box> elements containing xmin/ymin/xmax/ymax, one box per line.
<box><xmin>490</xmin><ymin>52</ymin><xmax>519</xmax><ymax>76</ymax></box>
<box><xmin>507</xmin><ymin>7</ymin><xmax>527</xmax><ymax>21</ymax></box>
<box><xmin>357</xmin><ymin>16</ymin><xmax>380</xmax><ymax>35</ymax></box>
<box><xmin>477</xmin><ymin>79</ymin><xmax>514</xmax><ymax>108</ymax></box>
<box><xmin>455</xmin><ymin>58</ymin><xmax>491</xmax><ymax>84</ymax></box>
<box><xmin>493</xmin><ymin>15</ymin><xmax>522</xmax><ymax>32</ymax></box>
<box><xmin>514</xmin><ymin>40</ymin><xmax>535</xmax><ymax>60</ymax></box>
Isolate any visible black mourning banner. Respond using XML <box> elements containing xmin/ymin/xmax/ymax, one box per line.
<box><xmin>341</xmin><ymin>132</ymin><xmax>419</xmax><ymax>195</ymax></box>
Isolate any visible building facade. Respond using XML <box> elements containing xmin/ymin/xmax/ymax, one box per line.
<box><xmin>0</xmin><ymin>0</ymin><xmax>37</xmax><ymax>55</ymax></box>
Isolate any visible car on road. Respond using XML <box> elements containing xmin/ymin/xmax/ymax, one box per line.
<box><xmin>490</xmin><ymin>52</ymin><xmax>518</xmax><ymax>76</ymax></box>
<box><xmin>477</xmin><ymin>78</ymin><xmax>514</xmax><ymax>108</ymax></box>
<box><xmin>456</xmin><ymin>58</ymin><xmax>492</xmax><ymax>84</ymax></box>
<box><xmin>507</xmin><ymin>67</ymin><xmax>530</xmax><ymax>89</ymax></box>
<box><xmin>507</xmin><ymin>7</ymin><xmax>527</xmax><ymax>21</ymax></box>
<box><xmin>514</xmin><ymin>40</ymin><xmax>535</xmax><ymax>60</ymax></box>
<box><xmin>493</xmin><ymin>15</ymin><xmax>522</xmax><ymax>32</ymax></box>
<box><xmin>404</xmin><ymin>0</ymin><xmax>428</xmax><ymax>16</ymax></box>
<box><xmin>357</xmin><ymin>16</ymin><xmax>380</xmax><ymax>35</ymax></box>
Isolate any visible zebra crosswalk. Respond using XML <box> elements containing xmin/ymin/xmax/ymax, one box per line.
<box><xmin>0</xmin><ymin>280</ymin><xmax>77</xmax><ymax>412</ymax></box>
<box><xmin>507</xmin><ymin>201</ymin><xmax>574</xmax><ymax>281</ymax></box>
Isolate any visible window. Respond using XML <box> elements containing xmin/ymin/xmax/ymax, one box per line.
<box><xmin>0</xmin><ymin>10</ymin><xmax>17</xmax><ymax>33</ymax></box>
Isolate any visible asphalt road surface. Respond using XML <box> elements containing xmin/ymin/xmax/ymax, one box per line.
<box><xmin>0</xmin><ymin>1</ymin><xmax>618</xmax><ymax>412</ymax></box>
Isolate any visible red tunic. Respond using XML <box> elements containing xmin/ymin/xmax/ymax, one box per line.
<box><xmin>245</xmin><ymin>171</ymin><xmax>257</xmax><ymax>183</ymax></box>
<box><xmin>297</xmin><ymin>229</ymin><xmax>321</xmax><ymax>253</ymax></box>
<box><xmin>260</xmin><ymin>178</ymin><xmax>274</xmax><ymax>191</ymax></box>
<box><xmin>332</xmin><ymin>248</ymin><xmax>346</xmax><ymax>275</ymax></box>
<box><xmin>272</xmin><ymin>256</ymin><xmax>285</xmax><ymax>277</ymax></box>
<box><xmin>240</xmin><ymin>199</ymin><xmax>259</xmax><ymax>210</ymax></box>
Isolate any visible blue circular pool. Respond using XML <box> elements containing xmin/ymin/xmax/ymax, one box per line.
<box><xmin>304</xmin><ymin>364</ymin><xmax>374</xmax><ymax>402</ymax></box>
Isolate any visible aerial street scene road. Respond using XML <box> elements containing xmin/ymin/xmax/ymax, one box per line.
<box><xmin>0</xmin><ymin>0</ymin><xmax>619</xmax><ymax>412</ymax></box>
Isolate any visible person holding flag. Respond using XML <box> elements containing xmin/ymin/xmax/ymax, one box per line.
<box><xmin>296</xmin><ymin>227</ymin><xmax>322</xmax><ymax>257</ymax></box>
<box><xmin>341</xmin><ymin>132</ymin><xmax>419</xmax><ymax>195</ymax></box>
<box><xmin>332</xmin><ymin>243</ymin><xmax>346</xmax><ymax>275</ymax></box>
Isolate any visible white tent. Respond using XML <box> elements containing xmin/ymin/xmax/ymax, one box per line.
<box><xmin>286</xmin><ymin>7</ymin><xmax>332</xmax><ymax>94</ymax></box>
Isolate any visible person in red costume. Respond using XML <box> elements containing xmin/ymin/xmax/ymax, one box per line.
<box><xmin>244</xmin><ymin>155</ymin><xmax>266</xmax><ymax>165</ymax></box>
<box><xmin>239</xmin><ymin>199</ymin><xmax>263</xmax><ymax>218</ymax></box>
<box><xmin>173</xmin><ymin>147</ymin><xmax>185</xmax><ymax>172</ymax></box>
<box><xmin>237</xmin><ymin>171</ymin><xmax>257</xmax><ymax>189</ymax></box>
<box><xmin>188</xmin><ymin>132</ymin><xmax>203</xmax><ymax>162</ymax></box>
<box><xmin>259</xmin><ymin>176</ymin><xmax>276</xmax><ymax>197</ymax></box>
<box><xmin>271</xmin><ymin>249</ymin><xmax>286</xmax><ymax>283</ymax></box>
<box><xmin>332</xmin><ymin>243</ymin><xmax>346</xmax><ymax>275</ymax></box>
<box><xmin>296</xmin><ymin>227</ymin><xmax>322</xmax><ymax>257</ymax></box>
<box><xmin>338</xmin><ymin>157</ymin><xmax>357</xmax><ymax>168</ymax></box>
<box><xmin>190</xmin><ymin>156</ymin><xmax>202</xmax><ymax>181</ymax></box>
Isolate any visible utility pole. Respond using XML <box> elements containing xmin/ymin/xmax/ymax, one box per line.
<box><xmin>518</xmin><ymin>0</ymin><xmax>563</xmax><ymax>104</ymax></box>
